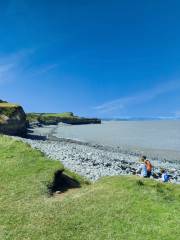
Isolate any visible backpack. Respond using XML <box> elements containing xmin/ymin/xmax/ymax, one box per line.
<box><xmin>145</xmin><ymin>160</ymin><xmax>152</xmax><ymax>172</ymax></box>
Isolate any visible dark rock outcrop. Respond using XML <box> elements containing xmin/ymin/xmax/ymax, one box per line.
<box><xmin>0</xmin><ymin>99</ymin><xmax>7</xmax><ymax>103</ymax></box>
<box><xmin>27</xmin><ymin>112</ymin><xmax>101</xmax><ymax>126</ymax></box>
<box><xmin>38</xmin><ymin>116</ymin><xmax>101</xmax><ymax>125</ymax></box>
<box><xmin>0</xmin><ymin>102</ymin><xmax>27</xmax><ymax>136</ymax></box>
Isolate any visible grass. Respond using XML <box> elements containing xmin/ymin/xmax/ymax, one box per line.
<box><xmin>0</xmin><ymin>135</ymin><xmax>179</xmax><ymax>240</ymax></box>
<box><xmin>27</xmin><ymin>112</ymin><xmax>74</xmax><ymax>118</ymax></box>
<box><xmin>42</xmin><ymin>112</ymin><xmax>74</xmax><ymax>117</ymax></box>
<box><xmin>0</xmin><ymin>103</ymin><xmax>19</xmax><ymax>108</ymax></box>
<box><xmin>26</xmin><ymin>112</ymin><xmax>101</xmax><ymax>125</ymax></box>
<box><xmin>0</xmin><ymin>103</ymin><xmax>21</xmax><ymax>123</ymax></box>
<box><xmin>26</xmin><ymin>112</ymin><xmax>76</xmax><ymax>123</ymax></box>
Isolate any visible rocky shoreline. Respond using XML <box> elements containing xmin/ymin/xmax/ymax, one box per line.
<box><xmin>13</xmin><ymin>124</ymin><xmax>180</xmax><ymax>183</ymax></box>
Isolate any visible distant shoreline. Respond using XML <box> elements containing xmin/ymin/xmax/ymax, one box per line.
<box><xmin>102</xmin><ymin>118</ymin><xmax>180</xmax><ymax>121</ymax></box>
<box><xmin>27</xmin><ymin>122</ymin><xmax>180</xmax><ymax>162</ymax></box>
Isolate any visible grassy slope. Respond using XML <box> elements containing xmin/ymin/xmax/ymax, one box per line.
<box><xmin>0</xmin><ymin>103</ymin><xmax>21</xmax><ymax>124</ymax></box>
<box><xmin>0</xmin><ymin>136</ymin><xmax>180</xmax><ymax>240</ymax></box>
<box><xmin>42</xmin><ymin>112</ymin><xmax>74</xmax><ymax>117</ymax></box>
<box><xmin>0</xmin><ymin>103</ymin><xmax>20</xmax><ymax>117</ymax></box>
<box><xmin>26</xmin><ymin>112</ymin><xmax>76</xmax><ymax>123</ymax></box>
<box><xmin>26</xmin><ymin>113</ymin><xmax>101</xmax><ymax>124</ymax></box>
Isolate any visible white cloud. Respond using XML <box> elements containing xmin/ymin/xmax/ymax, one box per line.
<box><xmin>94</xmin><ymin>80</ymin><xmax>180</xmax><ymax>114</ymax></box>
<box><xmin>0</xmin><ymin>49</ymin><xmax>35</xmax><ymax>85</ymax></box>
<box><xmin>0</xmin><ymin>49</ymin><xmax>59</xmax><ymax>86</ymax></box>
<box><xmin>0</xmin><ymin>63</ymin><xmax>16</xmax><ymax>84</ymax></box>
<box><xmin>31</xmin><ymin>64</ymin><xmax>59</xmax><ymax>76</ymax></box>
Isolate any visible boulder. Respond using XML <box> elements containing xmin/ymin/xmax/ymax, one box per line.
<box><xmin>0</xmin><ymin>102</ymin><xmax>27</xmax><ymax>136</ymax></box>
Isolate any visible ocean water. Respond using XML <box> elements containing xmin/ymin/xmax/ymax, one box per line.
<box><xmin>53</xmin><ymin>120</ymin><xmax>180</xmax><ymax>160</ymax></box>
<box><xmin>54</xmin><ymin>120</ymin><xmax>180</xmax><ymax>150</ymax></box>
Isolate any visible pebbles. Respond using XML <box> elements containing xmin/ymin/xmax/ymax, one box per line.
<box><xmin>19</xmin><ymin>138</ymin><xmax>138</xmax><ymax>181</ymax></box>
<box><xmin>15</xmin><ymin>136</ymin><xmax>180</xmax><ymax>183</ymax></box>
<box><xmin>13</xmin><ymin>124</ymin><xmax>180</xmax><ymax>183</ymax></box>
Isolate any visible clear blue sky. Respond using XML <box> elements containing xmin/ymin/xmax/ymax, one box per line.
<box><xmin>0</xmin><ymin>0</ymin><xmax>180</xmax><ymax>118</ymax></box>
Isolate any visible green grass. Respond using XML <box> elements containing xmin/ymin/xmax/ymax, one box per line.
<box><xmin>0</xmin><ymin>135</ymin><xmax>179</xmax><ymax>240</ymax></box>
<box><xmin>42</xmin><ymin>112</ymin><xmax>74</xmax><ymax>117</ymax></box>
<box><xmin>26</xmin><ymin>112</ymin><xmax>75</xmax><ymax>123</ymax></box>
<box><xmin>26</xmin><ymin>112</ymin><xmax>101</xmax><ymax>125</ymax></box>
<box><xmin>0</xmin><ymin>103</ymin><xmax>21</xmax><ymax>123</ymax></box>
<box><xmin>0</xmin><ymin>103</ymin><xmax>19</xmax><ymax>108</ymax></box>
<box><xmin>26</xmin><ymin>113</ymin><xmax>41</xmax><ymax>122</ymax></box>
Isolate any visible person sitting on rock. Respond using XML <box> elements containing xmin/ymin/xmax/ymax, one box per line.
<box><xmin>161</xmin><ymin>169</ymin><xmax>169</xmax><ymax>183</ymax></box>
<box><xmin>136</xmin><ymin>156</ymin><xmax>147</xmax><ymax>178</ymax></box>
<box><xmin>144</xmin><ymin>157</ymin><xmax>153</xmax><ymax>178</ymax></box>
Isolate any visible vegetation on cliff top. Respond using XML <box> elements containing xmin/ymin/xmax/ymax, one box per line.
<box><xmin>0</xmin><ymin>135</ymin><xmax>179</xmax><ymax>240</ymax></box>
<box><xmin>26</xmin><ymin>112</ymin><xmax>74</xmax><ymax>122</ymax></box>
<box><xmin>0</xmin><ymin>102</ymin><xmax>20</xmax><ymax>118</ymax></box>
<box><xmin>27</xmin><ymin>112</ymin><xmax>101</xmax><ymax>125</ymax></box>
<box><xmin>0</xmin><ymin>103</ymin><xmax>27</xmax><ymax>137</ymax></box>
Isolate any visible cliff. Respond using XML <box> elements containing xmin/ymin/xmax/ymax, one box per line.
<box><xmin>27</xmin><ymin>112</ymin><xmax>101</xmax><ymax>125</ymax></box>
<box><xmin>0</xmin><ymin>102</ymin><xmax>27</xmax><ymax>136</ymax></box>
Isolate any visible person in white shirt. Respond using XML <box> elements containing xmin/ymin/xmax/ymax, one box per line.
<box><xmin>161</xmin><ymin>169</ymin><xmax>169</xmax><ymax>182</ymax></box>
<box><xmin>136</xmin><ymin>157</ymin><xmax>147</xmax><ymax>178</ymax></box>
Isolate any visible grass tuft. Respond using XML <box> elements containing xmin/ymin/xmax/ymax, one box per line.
<box><xmin>136</xmin><ymin>179</ymin><xmax>144</xmax><ymax>186</ymax></box>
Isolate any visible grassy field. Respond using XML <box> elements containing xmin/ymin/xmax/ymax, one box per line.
<box><xmin>41</xmin><ymin>112</ymin><xmax>74</xmax><ymax>117</ymax></box>
<box><xmin>0</xmin><ymin>135</ymin><xmax>179</xmax><ymax>240</ymax></box>
<box><xmin>26</xmin><ymin>112</ymin><xmax>74</xmax><ymax>122</ymax></box>
<box><xmin>27</xmin><ymin>112</ymin><xmax>101</xmax><ymax>125</ymax></box>
<box><xmin>0</xmin><ymin>103</ymin><xmax>19</xmax><ymax>108</ymax></box>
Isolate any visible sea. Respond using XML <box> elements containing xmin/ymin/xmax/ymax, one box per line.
<box><xmin>53</xmin><ymin>120</ymin><xmax>180</xmax><ymax>161</ymax></box>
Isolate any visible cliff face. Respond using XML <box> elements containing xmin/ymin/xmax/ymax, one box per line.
<box><xmin>27</xmin><ymin>112</ymin><xmax>101</xmax><ymax>125</ymax></box>
<box><xmin>0</xmin><ymin>103</ymin><xmax>27</xmax><ymax>136</ymax></box>
<box><xmin>39</xmin><ymin>116</ymin><xmax>101</xmax><ymax>125</ymax></box>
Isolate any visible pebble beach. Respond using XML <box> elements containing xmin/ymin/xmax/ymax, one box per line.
<box><xmin>15</xmin><ymin>122</ymin><xmax>180</xmax><ymax>183</ymax></box>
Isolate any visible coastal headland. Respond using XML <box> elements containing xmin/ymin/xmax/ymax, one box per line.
<box><xmin>27</xmin><ymin>112</ymin><xmax>101</xmax><ymax>125</ymax></box>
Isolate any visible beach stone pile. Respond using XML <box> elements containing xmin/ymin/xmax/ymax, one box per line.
<box><xmin>17</xmin><ymin>138</ymin><xmax>139</xmax><ymax>181</ymax></box>
<box><xmin>16</xmin><ymin>137</ymin><xmax>180</xmax><ymax>182</ymax></box>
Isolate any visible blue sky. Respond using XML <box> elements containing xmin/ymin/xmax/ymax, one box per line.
<box><xmin>0</xmin><ymin>0</ymin><xmax>180</xmax><ymax>118</ymax></box>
